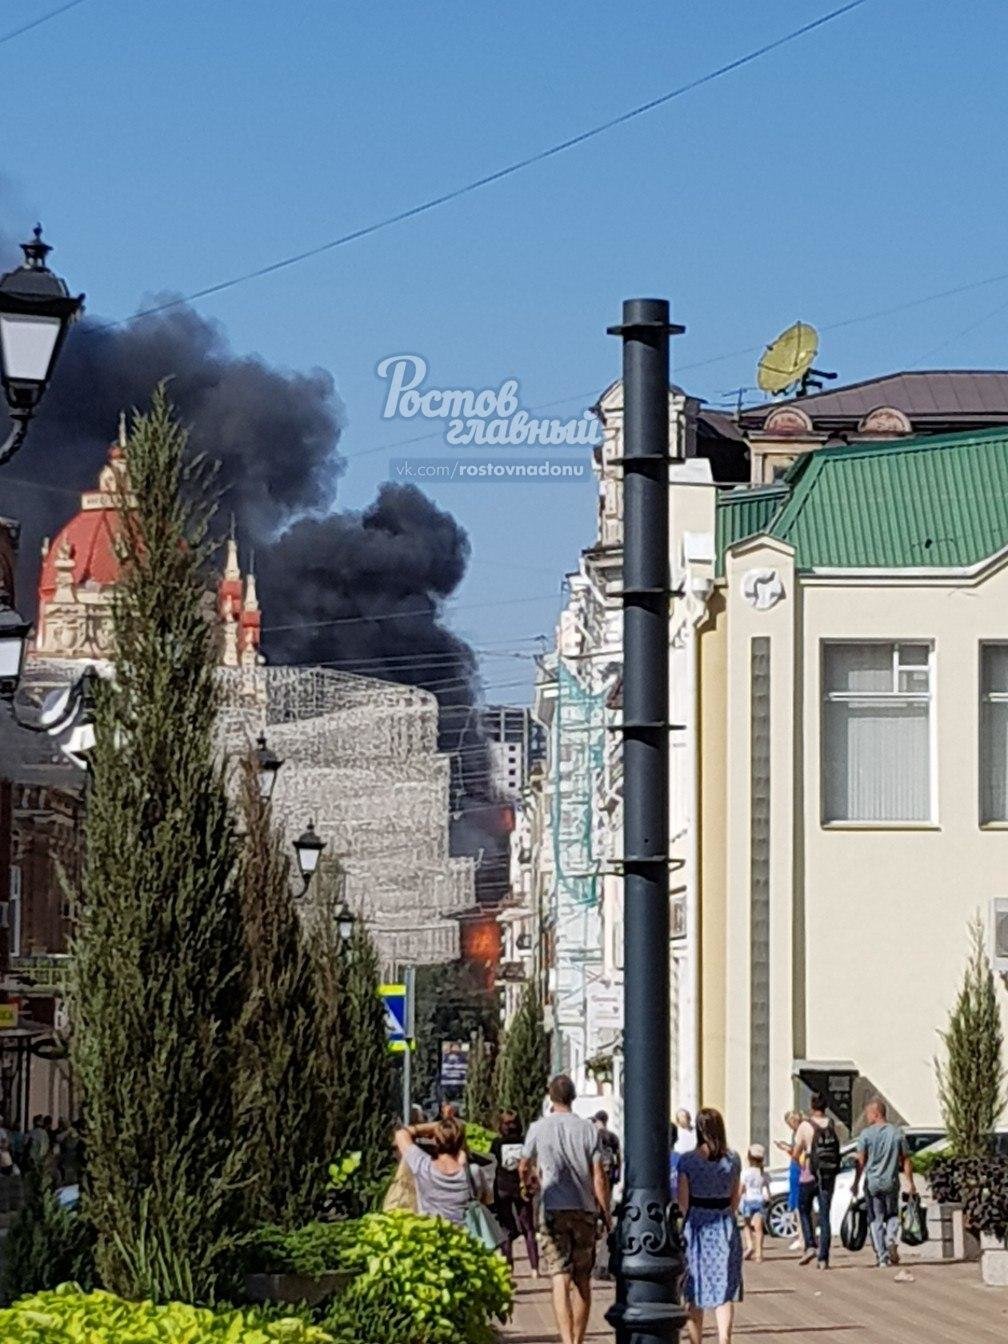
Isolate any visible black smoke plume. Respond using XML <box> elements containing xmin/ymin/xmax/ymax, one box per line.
<box><xmin>0</xmin><ymin>224</ymin><xmax>508</xmax><ymax>898</ymax></box>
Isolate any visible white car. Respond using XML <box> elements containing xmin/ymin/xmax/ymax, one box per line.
<box><xmin>764</xmin><ymin>1147</ymin><xmax>858</xmax><ymax>1241</ymax></box>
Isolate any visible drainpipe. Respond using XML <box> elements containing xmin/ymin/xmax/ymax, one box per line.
<box><xmin>681</xmin><ymin>577</ymin><xmax>712</xmax><ymax>1123</ymax></box>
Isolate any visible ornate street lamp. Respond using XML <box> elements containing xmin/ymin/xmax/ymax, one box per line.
<box><xmin>334</xmin><ymin>899</ymin><xmax>356</xmax><ymax>944</ymax></box>
<box><xmin>292</xmin><ymin>819</ymin><xmax>325</xmax><ymax>893</ymax></box>
<box><xmin>0</xmin><ymin>602</ymin><xmax>31</xmax><ymax>697</ymax></box>
<box><xmin>253</xmin><ymin>733</ymin><xmax>282</xmax><ymax>803</ymax></box>
<box><xmin>0</xmin><ymin>226</ymin><xmax>84</xmax><ymax>465</ymax></box>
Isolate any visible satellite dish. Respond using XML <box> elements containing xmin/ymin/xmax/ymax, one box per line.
<box><xmin>757</xmin><ymin>322</ymin><xmax>836</xmax><ymax>398</ymax></box>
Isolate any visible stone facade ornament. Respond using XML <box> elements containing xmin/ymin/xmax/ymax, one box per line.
<box><xmin>742</xmin><ymin>567</ymin><xmax>785</xmax><ymax>611</ymax></box>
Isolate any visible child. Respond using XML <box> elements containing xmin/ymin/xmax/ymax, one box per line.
<box><xmin>740</xmin><ymin>1143</ymin><xmax>771</xmax><ymax>1262</ymax></box>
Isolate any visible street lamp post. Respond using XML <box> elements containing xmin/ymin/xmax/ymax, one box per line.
<box><xmin>292</xmin><ymin>819</ymin><xmax>326</xmax><ymax>894</ymax></box>
<box><xmin>334</xmin><ymin>899</ymin><xmax>356</xmax><ymax>944</ymax></box>
<box><xmin>253</xmin><ymin>733</ymin><xmax>282</xmax><ymax>803</ymax></box>
<box><xmin>606</xmin><ymin>298</ymin><xmax>686</xmax><ymax>1344</ymax></box>
<box><xmin>0</xmin><ymin>226</ymin><xmax>84</xmax><ymax>465</ymax></box>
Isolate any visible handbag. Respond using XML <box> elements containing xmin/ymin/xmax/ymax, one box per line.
<box><xmin>464</xmin><ymin>1162</ymin><xmax>508</xmax><ymax>1251</ymax></box>
<box><xmin>841</xmin><ymin>1195</ymin><xmax>869</xmax><ymax>1252</ymax></box>
<box><xmin>900</xmin><ymin>1193</ymin><xmax>928</xmax><ymax>1247</ymax></box>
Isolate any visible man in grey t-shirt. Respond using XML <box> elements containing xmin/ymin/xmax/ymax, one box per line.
<box><xmin>851</xmin><ymin>1097</ymin><xmax>916</xmax><ymax>1268</ymax></box>
<box><xmin>520</xmin><ymin>1076</ymin><xmax>609</xmax><ymax>1344</ymax></box>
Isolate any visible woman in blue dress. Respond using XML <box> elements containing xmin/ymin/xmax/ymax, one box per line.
<box><xmin>676</xmin><ymin>1107</ymin><xmax>743</xmax><ymax>1344</ymax></box>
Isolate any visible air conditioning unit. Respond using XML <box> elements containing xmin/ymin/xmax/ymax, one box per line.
<box><xmin>992</xmin><ymin>898</ymin><xmax>1008</xmax><ymax>975</ymax></box>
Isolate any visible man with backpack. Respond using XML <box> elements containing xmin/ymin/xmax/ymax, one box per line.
<box><xmin>793</xmin><ymin>1093</ymin><xmax>842</xmax><ymax>1269</ymax></box>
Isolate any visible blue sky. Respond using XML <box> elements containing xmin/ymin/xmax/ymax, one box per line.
<box><xmin>4</xmin><ymin>0</ymin><xmax>1008</xmax><ymax>702</ymax></box>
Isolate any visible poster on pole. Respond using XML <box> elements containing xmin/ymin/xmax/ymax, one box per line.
<box><xmin>439</xmin><ymin>1040</ymin><xmax>469</xmax><ymax>1093</ymax></box>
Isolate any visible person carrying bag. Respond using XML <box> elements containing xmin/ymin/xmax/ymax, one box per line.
<box><xmin>465</xmin><ymin>1161</ymin><xmax>508</xmax><ymax>1251</ymax></box>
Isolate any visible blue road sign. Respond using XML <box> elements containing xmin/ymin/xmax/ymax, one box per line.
<box><xmin>380</xmin><ymin>982</ymin><xmax>410</xmax><ymax>1054</ymax></box>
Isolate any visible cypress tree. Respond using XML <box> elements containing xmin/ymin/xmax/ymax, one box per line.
<box><xmin>494</xmin><ymin>981</ymin><xmax>549</xmax><ymax>1131</ymax></box>
<box><xmin>339</xmin><ymin>921</ymin><xmax>395</xmax><ymax>1178</ymax></box>
<box><xmin>936</xmin><ymin>913</ymin><xmax>1007</xmax><ymax>1157</ymax></box>
<box><xmin>69</xmin><ymin>389</ymin><xmax>247</xmax><ymax>1302</ymax></box>
<box><xmin>463</xmin><ymin>1026</ymin><xmax>495</xmax><ymax>1128</ymax></box>
<box><xmin>233</xmin><ymin>756</ymin><xmax>342</xmax><ymax>1227</ymax></box>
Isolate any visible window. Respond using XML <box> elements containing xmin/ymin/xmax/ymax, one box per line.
<box><xmin>822</xmin><ymin>642</ymin><xmax>932</xmax><ymax>823</ymax></box>
<box><xmin>980</xmin><ymin>644</ymin><xmax>1008</xmax><ymax>823</ymax></box>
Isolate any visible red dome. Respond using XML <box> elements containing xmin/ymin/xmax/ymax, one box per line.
<box><xmin>38</xmin><ymin>506</ymin><xmax>124</xmax><ymax>602</ymax></box>
<box><xmin>38</xmin><ymin>443</ymin><xmax>130</xmax><ymax>605</ymax></box>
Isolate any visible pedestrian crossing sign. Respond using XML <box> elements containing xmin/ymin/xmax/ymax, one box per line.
<box><xmin>379</xmin><ymin>983</ymin><xmax>413</xmax><ymax>1054</ymax></box>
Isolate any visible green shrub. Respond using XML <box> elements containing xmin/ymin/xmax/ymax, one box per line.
<box><xmin>250</xmin><ymin>1211</ymin><xmax>512</xmax><ymax>1344</ymax></box>
<box><xmin>462</xmin><ymin>1123</ymin><xmax>498</xmax><ymax>1157</ymax></box>
<box><xmin>0</xmin><ymin>1284</ymin><xmax>333</xmax><ymax>1342</ymax></box>
<box><xmin>0</xmin><ymin>1174</ymin><xmax>96</xmax><ymax>1304</ymax></box>
<box><xmin>247</xmin><ymin>1221</ymin><xmax>349</xmax><ymax>1278</ymax></box>
<box><xmin>323</xmin><ymin>1211</ymin><xmax>512</xmax><ymax>1344</ymax></box>
<box><xmin>929</xmin><ymin>1155</ymin><xmax>1008</xmax><ymax>1238</ymax></box>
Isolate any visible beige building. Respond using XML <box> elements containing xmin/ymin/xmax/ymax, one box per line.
<box><xmin>670</xmin><ymin>424</ymin><xmax>1008</xmax><ymax>1146</ymax></box>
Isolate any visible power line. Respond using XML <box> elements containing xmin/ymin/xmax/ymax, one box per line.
<box><xmin>0</xmin><ymin>0</ymin><xmax>90</xmax><ymax>48</ymax></box>
<box><xmin>87</xmin><ymin>2</ymin><xmax>870</xmax><ymax>330</ymax></box>
<box><xmin>262</xmin><ymin>591</ymin><xmax>561</xmax><ymax>635</ymax></box>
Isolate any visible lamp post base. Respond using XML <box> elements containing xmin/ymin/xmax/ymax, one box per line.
<box><xmin>606</xmin><ymin>1188</ymin><xmax>686</xmax><ymax>1344</ymax></box>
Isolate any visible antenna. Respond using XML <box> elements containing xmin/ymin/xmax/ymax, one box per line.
<box><xmin>757</xmin><ymin>322</ymin><xmax>837</xmax><ymax>398</ymax></box>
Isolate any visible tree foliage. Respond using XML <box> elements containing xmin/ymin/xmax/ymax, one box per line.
<box><xmin>69</xmin><ymin>389</ymin><xmax>247</xmax><ymax>1301</ymax></box>
<box><xmin>313</xmin><ymin>865</ymin><xmax>394</xmax><ymax>1189</ymax></box>
<box><xmin>494</xmin><ymin>982</ymin><xmax>549</xmax><ymax>1130</ymax></box>
<box><xmin>462</xmin><ymin>1026</ymin><xmax>495</xmax><ymax>1128</ymax></box>
<box><xmin>936</xmin><ymin>914</ymin><xmax>1008</xmax><ymax>1157</ymax></box>
<box><xmin>232</xmin><ymin>757</ymin><xmax>342</xmax><ymax>1227</ymax></box>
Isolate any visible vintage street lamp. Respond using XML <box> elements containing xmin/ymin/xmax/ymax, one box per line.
<box><xmin>0</xmin><ymin>226</ymin><xmax>84</xmax><ymax>465</ymax></box>
<box><xmin>293</xmin><ymin>819</ymin><xmax>326</xmax><ymax>893</ymax></box>
<box><xmin>0</xmin><ymin>602</ymin><xmax>31</xmax><ymax>697</ymax></box>
<box><xmin>253</xmin><ymin>733</ymin><xmax>282</xmax><ymax>803</ymax></box>
<box><xmin>334</xmin><ymin>899</ymin><xmax>356</xmax><ymax>944</ymax></box>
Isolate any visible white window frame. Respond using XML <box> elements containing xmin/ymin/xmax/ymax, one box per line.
<box><xmin>980</xmin><ymin>642</ymin><xmax>1008</xmax><ymax>825</ymax></box>
<box><xmin>821</xmin><ymin>640</ymin><xmax>936</xmax><ymax>825</ymax></box>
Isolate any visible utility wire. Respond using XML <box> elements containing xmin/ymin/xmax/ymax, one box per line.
<box><xmin>0</xmin><ymin>0</ymin><xmax>90</xmax><ymax>48</ymax></box>
<box><xmin>87</xmin><ymin>1</ymin><xmax>870</xmax><ymax>330</ymax></box>
<box><xmin>262</xmin><ymin>592</ymin><xmax>560</xmax><ymax>634</ymax></box>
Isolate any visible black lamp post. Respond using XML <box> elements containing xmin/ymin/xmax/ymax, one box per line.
<box><xmin>334</xmin><ymin>899</ymin><xmax>356</xmax><ymax>944</ymax></box>
<box><xmin>0</xmin><ymin>603</ymin><xmax>31</xmax><ymax>697</ymax></box>
<box><xmin>606</xmin><ymin>298</ymin><xmax>686</xmax><ymax>1344</ymax></box>
<box><xmin>293</xmin><ymin>819</ymin><xmax>326</xmax><ymax>893</ymax></box>
<box><xmin>253</xmin><ymin>733</ymin><xmax>282</xmax><ymax>803</ymax></box>
<box><xmin>0</xmin><ymin>226</ymin><xmax>84</xmax><ymax>465</ymax></box>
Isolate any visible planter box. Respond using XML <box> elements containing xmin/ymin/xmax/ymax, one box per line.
<box><xmin>980</xmin><ymin>1233</ymin><xmax>1008</xmax><ymax>1287</ymax></box>
<box><xmin>245</xmin><ymin>1270</ymin><xmax>354</xmax><ymax>1307</ymax></box>
<box><xmin>913</xmin><ymin>1201</ymin><xmax>955</xmax><ymax>1262</ymax></box>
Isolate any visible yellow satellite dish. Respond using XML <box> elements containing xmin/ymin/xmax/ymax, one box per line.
<box><xmin>757</xmin><ymin>321</ymin><xmax>822</xmax><ymax>396</ymax></box>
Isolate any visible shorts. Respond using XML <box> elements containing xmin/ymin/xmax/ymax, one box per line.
<box><xmin>538</xmin><ymin>1208</ymin><xmax>599</xmax><ymax>1277</ymax></box>
<box><xmin>741</xmin><ymin>1199</ymin><xmax>765</xmax><ymax>1219</ymax></box>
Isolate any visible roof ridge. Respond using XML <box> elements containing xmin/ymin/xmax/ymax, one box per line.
<box><xmin>741</xmin><ymin>368</ymin><xmax>1008</xmax><ymax>416</ymax></box>
<box><xmin>815</xmin><ymin>422</ymin><xmax>1008</xmax><ymax>462</ymax></box>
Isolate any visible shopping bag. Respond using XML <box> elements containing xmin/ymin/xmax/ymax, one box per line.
<box><xmin>464</xmin><ymin>1164</ymin><xmax>508</xmax><ymax>1250</ymax></box>
<box><xmin>841</xmin><ymin>1195</ymin><xmax>869</xmax><ymax>1252</ymax></box>
<box><xmin>900</xmin><ymin>1193</ymin><xmax>928</xmax><ymax>1246</ymax></box>
<box><xmin>382</xmin><ymin>1157</ymin><xmax>418</xmax><ymax>1212</ymax></box>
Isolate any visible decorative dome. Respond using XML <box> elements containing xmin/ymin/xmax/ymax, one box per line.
<box><xmin>38</xmin><ymin>439</ymin><xmax>132</xmax><ymax>606</ymax></box>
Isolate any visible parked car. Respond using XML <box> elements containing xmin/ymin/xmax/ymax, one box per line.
<box><xmin>764</xmin><ymin>1145</ymin><xmax>857</xmax><ymax>1241</ymax></box>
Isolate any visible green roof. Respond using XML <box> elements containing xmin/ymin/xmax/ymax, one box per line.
<box><xmin>715</xmin><ymin>426</ymin><xmax>1008</xmax><ymax>571</ymax></box>
<box><xmin>714</xmin><ymin>485</ymin><xmax>788</xmax><ymax>576</ymax></box>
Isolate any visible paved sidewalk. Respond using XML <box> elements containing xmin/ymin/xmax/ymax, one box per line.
<box><xmin>503</xmin><ymin>1244</ymin><xmax>1008</xmax><ymax>1342</ymax></box>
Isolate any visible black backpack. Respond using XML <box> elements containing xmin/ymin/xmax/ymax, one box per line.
<box><xmin>810</xmin><ymin>1120</ymin><xmax>842</xmax><ymax>1182</ymax></box>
